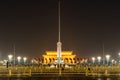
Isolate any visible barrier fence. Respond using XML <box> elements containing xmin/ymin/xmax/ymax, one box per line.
<box><xmin>0</xmin><ymin>65</ymin><xmax>120</xmax><ymax>76</ymax></box>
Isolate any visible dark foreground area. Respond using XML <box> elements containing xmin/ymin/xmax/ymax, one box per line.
<box><xmin>0</xmin><ymin>77</ymin><xmax>119</xmax><ymax>80</ymax></box>
<box><xmin>0</xmin><ymin>75</ymin><xmax>120</xmax><ymax>80</ymax></box>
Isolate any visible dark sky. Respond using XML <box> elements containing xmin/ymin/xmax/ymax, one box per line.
<box><xmin>0</xmin><ymin>0</ymin><xmax>120</xmax><ymax>59</ymax></box>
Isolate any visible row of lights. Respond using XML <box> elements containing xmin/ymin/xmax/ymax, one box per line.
<box><xmin>7</xmin><ymin>53</ymin><xmax>120</xmax><ymax>65</ymax></box>
<box><xmin>8</xmin><ymin>54</ymin><xmax>27</xmax><ymax>63</ymax></box>
<box><xmin>92</xmin><ymin>55</ymin><xmax>111</xmax><ymax>65</ymax></box>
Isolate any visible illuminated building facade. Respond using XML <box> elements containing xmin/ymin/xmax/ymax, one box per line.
<box><xmin>43</xmin><ymin>51</ymin><xmax>76</xmax><ymax>64</ymax></box>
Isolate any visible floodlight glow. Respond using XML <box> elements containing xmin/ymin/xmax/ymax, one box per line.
<box><xmin>23</xmin><ymin>57</ymin><xmax>27</xmax><ymax>63</ymax></box>
<box><xmin>8</xmin><ymin>54</ymin><xmax>13</xmax><ymax>62</ymax></box>
<box><xmin>97</xmin><ymin>56</ymin><xmax>101</xmax><ymax>62</ymax></box>
<box><xmin>118</xmin><ymin>53</ymin><xmax>120</xmax><ymax>56</ymax></box>
<box><xmin>106</xmin><ymin>55</ymin><xmax>110</xmax><ymax>65</ymax></box>
<box><xmin>92</xmin><ymin>57</ymin><xmax>95</xmax><ymax>64</ymax></box>
<box><xmin>17</xmin><ymin>56</ymin><xmax>21</xmax><ymax>63</ymax></box>
<box><xmin>106</xmin><ymin>55</ymin><xmax>110</xmax><ymax>60</ymax></box>
<box><xmin>111</xmin><ymin>59</ymin><xmax>114</xmax><ymax>63</ymax></box>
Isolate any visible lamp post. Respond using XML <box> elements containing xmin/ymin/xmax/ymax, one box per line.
<box><xmin>118</xmin><ymin>53</ymin><xmax>120</xmax><ymax>65</ymax></box>
<box><xmin>111</xmin><ymin>59</ymin><xmax>114</xmax><ymax>65</ymax></box>
<box><xmin>17</xmin><ymin>56</ymin><xmax>21</xmax><ymax>65</ymax></box>
<box><xmin>118</xmin><ymin>53</ymin><xmax>120</xmax><ymax>56</ymax></box>
<box><xmin>31</xmin><ymin>59</ymin><xmax>34</xmax><ymax>65</ymax></box>
<box><xmin>92</xmin><ymin>57</ymin><xmax>95</xmax><ymax>65</ymax></box>
<box><xmin>97</xmin><ymin>56</ymin><xmax>101</xmax><ymax>64</ymax></box>
<box><xmin>106</xmin><ymin>55</ymin><xmax>110</xmax><ymax>65</ymax></box>
<box><xmin>8</xmin><ymin>54</ymin><xmax>13</xmax><ymax>64</ymax></box>
<box><xmin>23</xmin><ymin>57</ymin><xmax>27</xmax><ymax>64</ymax></box>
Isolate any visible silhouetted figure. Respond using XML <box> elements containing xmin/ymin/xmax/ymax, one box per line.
<box><xmin>62</xmin><ymin>67</ymin><xmax>64</xmax><ymax>71</ymax></box>
<box><xmin>48</xmin><ymin>63</ymin><xmax>50</xmax><ymax>67</ymax></box>
<box><xmin>88</xmin><ymin>67</ymin><xmax>91</xmax><ymax>72</ymax></box>
<box><xmin>6</xmin><ymin>61</ymin><xmax>9</xmax><ymax>68</ymax></box>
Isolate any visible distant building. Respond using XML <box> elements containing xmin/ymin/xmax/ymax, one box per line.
<box><xmin>43</xmin><ymin>51</ymin><xmax>76</xmax><ymax>64</ymax></box>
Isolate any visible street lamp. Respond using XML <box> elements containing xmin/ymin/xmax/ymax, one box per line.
<box><xmin>118</xmin><ymin>53</ymin><xmax>120</xmax><ymax>64</ymax></box>
<box><xmin>92</xmin><ymin>57</ymin><xmax>95</xmax><ymax>64</ymax></box>
<box><xmin>97</xmin><ymin>56</ymin><xmax>101</xmax><ymax>64</ymax></box>
<box><xmin>23</xmin><ymin>57</ymin><xmax>27</xmax><ymax>64</ymax></box>
<box><xmin>17</xmin><ymin>56</ymin><xmax>21</xmax><ymax>65</ymax></box>
<box><xmin>111</xmin><ymin>59</ymin><xmax>114</xmax><ymax>65</ymax></box>
<box><xmin>106</xmin><ymin>55</ymin><xmax>110</xmax><ymax>65</ymax></box>
<box><xmin>31</xmin><ymin>59</ymin><xmax>34</xmax><ymax>64</ymax></box>
<box><xmin>118</xmin><ymin>53</ymin><xmax>120</xmax><ymax>56</ymax></box>
<box><xmin>8</xmin><ymin>54</ymin><xmax>13</xmax><ymax>64</ymax></box>
<box><xmin>84</xmin><ymin>59</ymin><xmax>88</xmax><ymax>64</ymax></box>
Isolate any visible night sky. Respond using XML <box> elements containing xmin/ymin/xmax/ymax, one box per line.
<box><xmin>0</xmin><ymin>0</ymin><xmax>120</xmax><ymax>59</ymax></box>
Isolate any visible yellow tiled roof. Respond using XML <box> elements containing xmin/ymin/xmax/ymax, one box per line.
<box><xmin>45</xmin><ymin>51</ymin><xmax>73</xmax><ymax>56</ymax></box>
